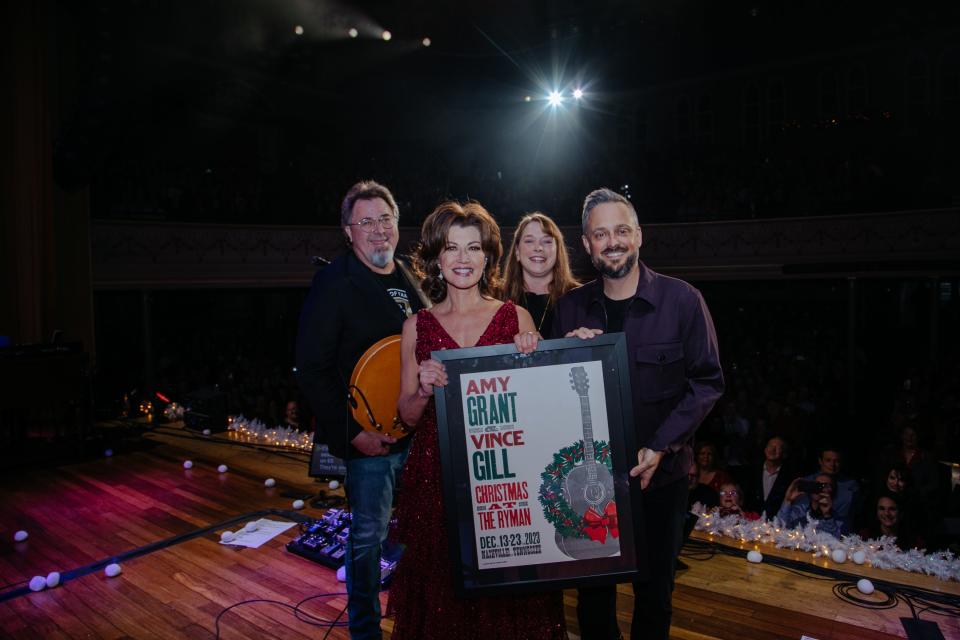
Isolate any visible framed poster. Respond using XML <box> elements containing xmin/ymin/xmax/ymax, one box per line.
<box><xmin>433</xmin><ymin>333</ymin><xmax>644</xmax><ymax>597</ymax></box>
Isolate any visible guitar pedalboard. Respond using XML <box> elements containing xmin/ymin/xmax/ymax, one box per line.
<box><xmin>285</xmin><ymin>509</ymin><xmax>403</xmax><ymax>586</ymax></box>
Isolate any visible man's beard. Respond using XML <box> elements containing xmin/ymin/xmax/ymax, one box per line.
<box><xmin>370</xmin><ymin>245</ymin><xmax>395</xmax><ymax>269</ymax></box>
<box><xmin>592</xmin><ymin>248</ymin><xmax>638</xmax><ymax>279</ymax></box>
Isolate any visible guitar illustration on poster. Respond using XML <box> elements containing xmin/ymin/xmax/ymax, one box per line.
<box><xmin>539</xmin><ymin>366</ymin><xmax>620</xmax><ymax>559</ymax></box>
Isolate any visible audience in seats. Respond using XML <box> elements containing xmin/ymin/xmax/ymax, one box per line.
<box><xmin>743</xmin><ymin>436</ymin><xmax>794</xmax><ymax>520</ymax></box>
<box><xmin>689</xmin><ymin>442</ymin><xmax>733</xmax><ymax>508</ymax></box>
<box><xmin>798</xmin><ymin>446</ymin><xmax>860</xmax><ymax>527</ymax></box>
<box><xmin>714</xmin><ymin>482</ymin><xmax>760</xmax><ymax>520</ymax></box>
<box><xmin>777</xmin><ymin>473</ymin><xmax>848</xmax><ymax>536</ymax></box>
<box><xmin>860</xmin><ymin>492</ymin><xmax>924</xmax><ymax>551</ymax></box>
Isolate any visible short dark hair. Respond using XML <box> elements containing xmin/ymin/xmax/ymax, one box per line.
<box><xmin>414</xmin><ymin>201</ymin><xmax>503</xmax><ymax>303</ymax></box>
<box><xmin>581</xmin><ymin>187</ymin><xmax>638</xmax><ymax>233</ymax></box>
<box><xmin>340</xmin><ymin>180</ymin><xmax>399</xmax><ymax>227</ymax></box>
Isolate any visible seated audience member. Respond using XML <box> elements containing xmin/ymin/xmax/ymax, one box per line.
<box><xmin>883</xmin><ymin>423</ymin><xmax>940</xmax><ymax>505</ymax></box>
<box><xmin>282</xmin><ymin>399</ymin><xmax>300</xmax><ymax>429</ymax></box>
<box><xmin>801</xmin><ymin>446</ymin><xmax>860</xmax><ymax>528</ymax></box>
<box><xmin>777</xmin><ymin>474</ymin><xmax>848</xmax><ymax>537</ymax></box>
<box><xmin>715</xmin><ymin>482</ymin><xmax>760</xmax><ymax>520</ymax></box>
<box><xmin>693</xmin><ymin>442</ymin><xmax>733</xmax><ymax>506</ymax></box>
<box><xmin>874</xmin><ymin>462</ymin><xmax>929</xmax><ymax>539</ymax></box>
<box><xmin>860</xmin><ymin>493</ymin><xmax>923</xmax><ymax>551</ymax></box>
<box><xmin>883</xmin><ymin>463</ymin><xmax>911</xmax><ymax>497</ymax></box>
<box><xmin>743</xmin><ymin>436</ymin><xmax>793</xmax><ymax>519</ymax></box>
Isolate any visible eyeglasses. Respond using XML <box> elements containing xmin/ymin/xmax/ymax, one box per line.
<box><xmin>719</xmin><ymin>490</ymin><xmax>739</xmax><ymax>497</ymax></box>
<box><xmin>347</xmin><ymin>214</ymin><xmax>396</xmax><ymax>232</ymax></box>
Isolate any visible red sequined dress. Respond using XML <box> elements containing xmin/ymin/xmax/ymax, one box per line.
<box><xmin>389</xmin><ymin>301</ymin><xmax>567</xmax><ymax>640</ymax></box>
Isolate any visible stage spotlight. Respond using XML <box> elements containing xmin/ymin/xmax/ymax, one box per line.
<box><xmin>573</xmin><ymin>88</ymin><xmax>584</xmax><ymax>100</ymax></box>
<box><xmin>524</xmin><ymin>95</ymin><xmax>532</xmax><ymax>102</ymax></box>
<box><xmin>422</xmin><ymin>37</ymin><xmax>431</xmax><ymax>47</ymax></box>
<box><xmin>294</xmin><ymin>25</ymin><xmax>304</xmax><ymax>36</ymax></box>
<box><xmin>548</xmin><ymin>91</ymin><xmax>563</xmax><ymax>107</ymax></box>
<box><xmin>382</xmin><ymin>30</ymin><xmax>392</xmax><ymax>41</ymax></box>
<box><xmin>348</xmin><ymin>27</ymin><xmax>358</xmax><ymax>38</ymax></box>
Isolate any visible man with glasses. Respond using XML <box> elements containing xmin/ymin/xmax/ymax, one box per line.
<box><xmin>553</xmin><ymin>188</ymin><xmax>724</xmax><ymax>640</ymax></box>
<box><xmin>296</xmin><ymin>180</ymin><xmax>426</xmax><ymax>639</ymax></box>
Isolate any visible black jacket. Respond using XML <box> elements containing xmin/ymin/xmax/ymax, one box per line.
<box><xmin>743</xmin><ymin>462</ymin><xmax>795</xmax><ymax>519</ymax></box>
<box><xmin>552</xmin><ymin>262</ymin><xmax>724</xmax><ymax>489</ymax></box>
<box><xmin>295</xmin><ymin>251</ymin><xmax>424</xmax><ymax>459</ymax></box>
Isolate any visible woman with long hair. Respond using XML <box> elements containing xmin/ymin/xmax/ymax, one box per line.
<box><xmin>389</xmin><ymin>201</ymin><xmax>566</xmax><ymax>640</ymax></box>
<box><xmin>503</xmin><ymin>212</ymin><xmax>579</xmax><ymax>337</ymax></box>
<box><xmin>860</xmin><ymin>492</ymin><xmax>923</xmax><ymax>551</ymax></box>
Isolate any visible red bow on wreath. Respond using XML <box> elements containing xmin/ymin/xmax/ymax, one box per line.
<box><xmin>582</xmin><ymin>502</ymin><xmax>619</xmax><ymax>544</ymax></box>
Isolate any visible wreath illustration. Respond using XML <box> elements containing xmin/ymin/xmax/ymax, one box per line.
<box><xmin>538</xmin><ymin>440</ymin><xmax>613</xmax><ymax>539</ymax></box>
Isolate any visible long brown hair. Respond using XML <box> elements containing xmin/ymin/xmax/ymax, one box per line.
<box><xmin>414</xmin><ymin>201</ymin><xmax>503</xmax><ymax>304</ymax></box>
<box><xmin>503</xmin><ymin>212</ymin><xmax>579</xmax><ymax>305</ymax></box>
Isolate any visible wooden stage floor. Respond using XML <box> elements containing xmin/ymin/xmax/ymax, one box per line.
<box><xmin>1</xmin><ymin>423</ymin><xmax>958</xmax><ymax>639</ymax></box>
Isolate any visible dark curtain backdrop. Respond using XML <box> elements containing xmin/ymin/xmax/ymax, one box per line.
<box><xmin>1</xmin><ymin>0</ymin><xmax>94</xmax><ymax>354</ymax></box>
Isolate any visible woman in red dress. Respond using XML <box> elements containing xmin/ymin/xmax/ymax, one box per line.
<box><xmin>390</xmin><ymin>201</ymin><xmax>567</xmax><ymax>640</ymax></box>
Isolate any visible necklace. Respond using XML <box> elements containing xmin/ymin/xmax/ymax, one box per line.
<box><xmin>524</xmin><ymin>291</ymin><xmax>551</xmax><ymax>333</ymax></box>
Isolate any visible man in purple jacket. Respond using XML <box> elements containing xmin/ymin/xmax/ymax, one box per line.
<box><xmin>553</xmin><ymin>188</ymin><xmax>724</xmax><ymax>640</ymax></box>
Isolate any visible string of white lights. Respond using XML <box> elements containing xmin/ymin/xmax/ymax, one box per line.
<box><xmin>226</xmin><ymin>415</ymin><xmax>314</xmax><ymax>451</ymax></box>
<box><xmin>692</xmin><ymin>504</ymin><xmax>960</xmax><ymax>582</ymax></box>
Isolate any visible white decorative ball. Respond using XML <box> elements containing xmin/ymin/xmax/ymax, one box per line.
<box><xmin>29</xmin><ymin>576</ymin><xmax>46</xmax><ymax>592</ymax></box>
<box><xmin>104</xmin><ymin>563</ymin><xmax>122</xmax><ymax>578</ymax></box>
<box><xmin>202</xmin><ymin>429</ymin><xmax>211</xmax><ymax>436</ymax></box>
<box><xmin>243</xmin><ymin>521</ymin><xmax>259</xmax><ymax>533</ymax></box>
<box><xmin>831</xmin><ymin>549</ymin><xmax>847</xmax><ymax>564</ymax></box>
<box><xmin>45</xmin><ymin>572</ymin><xmax>61</xmax><ymax>588</ymax></box>
<box><xmin>329</xmin><ymin>480</ymin><xmax>340</xmax><ymax>490</ymax></box>
<box><xmin>264</xmin><ymin>478</ymin><xmax>276</xmax><ymax>487</ymax></box>
<box><xmin>220</xmin><ymin>531</ymin><xmax>235</xmax><ymax>543</ymax></box>
<box><xmin>852</xmin><ymin>550</ymin><xmax>866</xmax><ymax>565</ymax></box>
<box><xmin>336</xmin><ymin>565</ymin><xmax>346</xmax><ymax>582</ymax></box>
<box><xmin>14</xmin><ymin>530</ymin><xmax>28</xmax><ymax>542</ymax></box>
<box><xmin>217</xmin><ymin>464</ymin><xmax>228</xmax><ymax>473</ymax></box>
<box><xmin>292</xmin><ymin>499</ymin><xmax>305</xmax><ymax>510</ymax></box>
<box><xmin>104</xmin><ymin>449</ymin><xmax>113</xmax><ymax>457</ymax></box>
<box><xmin>857</xmin><ymin>578</ymin><xmax>874</xmax><ymax>595</ymax></box>
<box><xmin>746</xmin><ymin>550</ymin><xmax>763</xmax><ymax>563</ymax></box>
<box><xmin>183</xmin><ymin>460</ymin><xmax>193</xmax><ymax>469</ymax></box>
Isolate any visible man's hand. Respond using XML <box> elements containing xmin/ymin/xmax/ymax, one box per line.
<box><xmin>783</xmin><ymin>478</ymin><xmax>804</xmax><ymax>504</ymax></box>
<box><xmin>629</xmin><ymin>448</ymin><xmax>664</xmax><ymax>490</ymax></box>
<box><xmin>351</xmin><ymin>430</ymin><xmax>397</xmax><ymax>456</ymax></box>
<box><xmin>565</xmin><ymin>327</ymin><xmax>604</xmax><ymax>340</ymax></box>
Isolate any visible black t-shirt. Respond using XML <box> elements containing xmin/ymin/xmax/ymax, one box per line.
<box><xmin>376</xmin><ymin>269</ymin><xmax>418</xmax><ymax>318</ymax></box>
<box><xmin>523</xmin><ymin>292</ymin><xmax>554</xmax><ymax>335</ymax></box>
<box><xmin>603</xmin><ymin>294</ymin><xmax>631</xmax><ymax>333</ymax></box>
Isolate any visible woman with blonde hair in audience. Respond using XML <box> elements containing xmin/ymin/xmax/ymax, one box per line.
<box><xmin>503</xmin><ymin>212</ymin><xmax>579</xmax><ymax>337</ymax></box>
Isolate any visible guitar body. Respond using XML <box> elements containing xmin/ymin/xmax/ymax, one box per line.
<box><xmin>556</xmin><ymin>462</ymin><xmax>619</xmax><ymax>559</ymax></box>
<box><xmin>348</xmin><ymin>334</ymin><xmax>410</xmax><ymax>439</ymax></box>
<box><xmin>552</xmin><ymin>366</ymin><xmax>621</xmax><ymax>559</ymax></box>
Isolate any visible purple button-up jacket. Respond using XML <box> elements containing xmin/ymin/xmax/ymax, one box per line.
<box><xmin>552</xmin><ymin>262</ymin><xmax>724</xmax><ymax>489</ymax></box>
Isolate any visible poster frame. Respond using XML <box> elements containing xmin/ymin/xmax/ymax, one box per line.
<box><xmin>432</xmin><ymin>333</ymin><xmax>644</xmax><ymax>597</ymax></box>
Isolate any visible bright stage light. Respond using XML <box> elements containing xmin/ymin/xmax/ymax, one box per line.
<box><xmin>524</xmin><ymin>95</ymin><xmax>532</xmax><ymax>102</ymax></box>
<box><xmin>548</xmin><ymin>91</ymin><xmax>563</xmax><ymax>107</ymax></box>
<box><xmin>422</xmin><ymin>37</ymin><xmax>431</xmax><ymax>47</ymax></box>
<box><xmin>382</xmin><ymin>30</ymin><xmax>392</xmax><ymax>41</ymax></box>
<box><xmin>294</xmin><ymin>25</ymin><xmax>304</xmax><ymax>36</ymax></box>
<box><xmin>573</xmin><ymin>88</ymin><xmax>584</xmax><ymax>100</ymax></box>
<box><xmin>348</xmin><ymin>27</ymin><xmax>358</xmax><ymax>38</ymax></box>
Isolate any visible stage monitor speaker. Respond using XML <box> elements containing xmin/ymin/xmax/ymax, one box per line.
<box><xmin>183</xmin><ymin>388</ymin><xmax>228</xmax><ymax>432</ymax></box>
